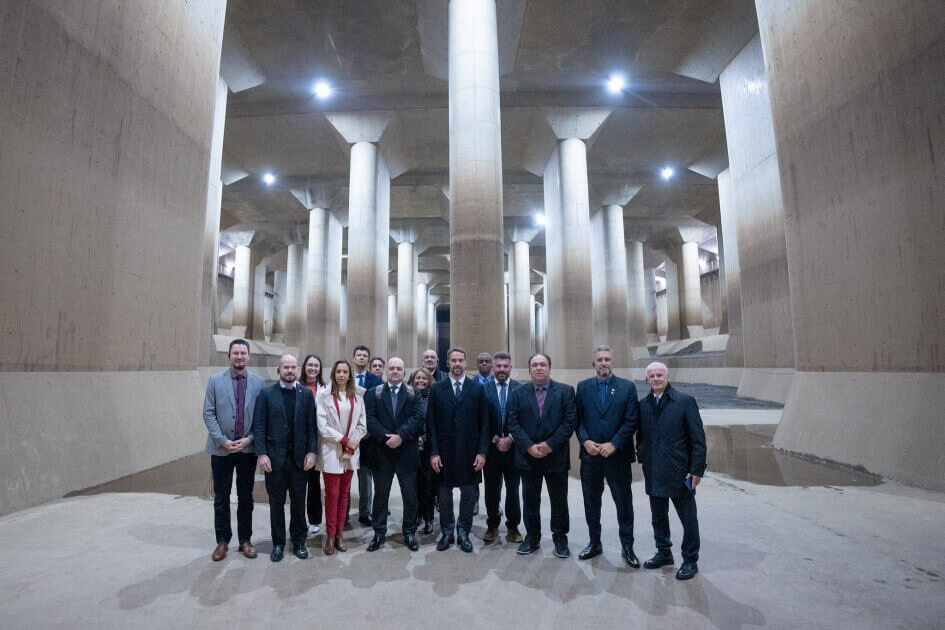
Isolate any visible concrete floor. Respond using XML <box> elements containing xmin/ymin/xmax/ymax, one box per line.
<box><xmin>1</xmin><ymin>423</ymin><xmax>943</xmax><ymax>630</ymax></box>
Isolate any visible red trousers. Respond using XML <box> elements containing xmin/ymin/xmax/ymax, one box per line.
<box><xmin>323</xmin><ymin>469</ymin><xmax>354</xmax><ymax>537</ymax></box>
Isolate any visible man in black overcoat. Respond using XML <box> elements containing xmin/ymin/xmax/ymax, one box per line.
<box><xmin>426</xmin><ymin>347</ymin><xmax>490</xmax><ymax>553</ymax></box>
<box><xmin>638</xmin><ymin>361</ymin><xmax>707</xmax><ymax>580</ymax></box>
<box><xmin>365</xmin><ymin>357</ymin><xmax>425</xmax><ymax>552</ymax></box>
<box><xmin>507</xmin><ymin>353</ymin><xmax>578</xmax><ymax>559</ymax></box>
<box><xmin>253</xmin><ymin>354</ymin><xmax>317</xmax><ymax>562</ymax></box>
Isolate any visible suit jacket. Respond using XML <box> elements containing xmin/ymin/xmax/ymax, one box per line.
<box><xmin>365</xmin><ymin>382</ymin><xmax>424</xmax><ymax>468</ymax></box>
<box><xmin>483</xmin><ymin>378</ymin><xmax>522</xmax><ymax>439</ymax></box>
<box><xmin>316</xmin><ymin>389</ymin><xmax>368</xmax><ymax>474</ymax></box>
<box><xmin>202</xmin><ymin>369</ymin><xmax>265</xmax><ymax>456</ymax></box>
<box><xmin>252</xmin><ymin>381</ymin><xmax>317</xmax><ymax>473</ymax></box>
<box><xmin>507</xmin><ymin>380</ymin><xmax>578</xmax><ymax>473</ymax></box>
<box><xmin>354</xmin><ymin>370</ymin><xmax>383</xmax><ymax>391</ymax></box>
<box><xmin>426</xmin><ymin>376</ymin><xmax>490</xmax><ymax>487</ymax></box>
<box><xmin>637</xmin><ymin>383</ymin><xmax>707</xmax><ymax>498</ymax></box>
<box><xmin>575</xmin><ymin>375</ymin><xmax>640</xmax><ymax>464</ymax></box>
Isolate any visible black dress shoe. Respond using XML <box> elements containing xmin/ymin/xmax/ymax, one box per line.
<box><xmin>644</xmin><ymin>550</ymin><xmax>675</xmax><ymax>569</ymax></box>
<box><xmin>270</xmin><ymin>545</ymin><xmax>284</xmax><ymax>562</ymax></box>
<box><xmin>516</xmin><ymin>538</ymin><xmax>540</xmax><ymax>555</ymax></box>
<box><xmin>457</xmin><ymin>533</ymin><xmax>473</xmax><ymax>553</ymax></box>
<box><xmin>367</xmin><ymin>534</ymin><xmax>386</xmax><ymax>552</ymax></box>
<box><xmin>676</xmin><ymin>561</ymin><xmax>698</xmax><ymax>580</ymax></box>
<box><xmin>436</xmin><ymin>533</ymin><xmax>455</xmax><ymax>551</ymax></box>
<box><xmin>358</xmin><ymin>515</ymin><xmax>373</xmax><ymax>527</ymax></box>
<box><xmin>405</xmin><ymin>533</ymin><xmax>419</xmax><ymax>551</ymax></box>
<box><xmin>622</xmin><ymin>545</ymin><xmax>640</xmax><ymax>568</ymax></box>
<box><xmin>578</xmin><ymin>542</ymin><xmax>603</xmax><ymax>560</ymax></box>
<box><xmin>422</xmin><ymin>520</ymin><xmax>433</xmax><ymax>535</ymax></box>
<box><xmin>553</xmin><ymin>538</ymin><xmax>570</xmax><ymax>559</ymax></box>
<box><xmin>293</xmin><ymin>544</ymin><xmax>309</xmax><ymax>559</ymax></box>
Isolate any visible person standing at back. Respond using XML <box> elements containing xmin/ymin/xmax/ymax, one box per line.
<box><xmin>481</xmin><ymin>351</ymin><xmax>523</xmax><ymax>544</ymax></box>
<box><xmin>301</xmin><ymin>354</ymin><xmax>325</xmax><ymax>537</ymax></box>
<box><xmin>203</xmin><ymin>339</ymin><xmax>264</xmax><ymax>561</ymax></box>
<box><xmin>351</xmin><ymin>345</ymin><xmax>383</xmax><ymax>526</ymax></box>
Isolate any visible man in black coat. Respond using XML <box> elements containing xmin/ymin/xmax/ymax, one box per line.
<box><xmin>253</xmin><ymin>354</ymin><xmax>317</xmax><ymax>562</ymax></box>
<box><xmin>638</xmin><ymin>361</ymin><xmax>707</xmax><ymax>580</ymax></box>
<box><xmin>352</xmin><ymin>345</ymin><xmax>383</xmax><ymax>526</ymax></box>
<box><xmin>507</xmin><ymin>353</ymin><xmax>578</xmax><ymax>559</ymax></box>
<box><xmin>481</xmin><ymin>351</ymin><xmax>523</xmax><ymax>544</ymax></box>
<box><xmin>427</xmin><ymin>347</ymin><xmax>490</xmax><ymax>553</ymax></box>
<box><xmin>365</xmin><ymin>357</ymin><xmax>425</xmax><ymax>552</ymax></box>
<box><xmin>421</xmin><ymin>348</ymin><xmax>448</xmax><ymax>383</ymax></box>
<box><xmin>575</xmin><ymin>346</ymin><xmax>641</xmax><ymax>567</ymax></box>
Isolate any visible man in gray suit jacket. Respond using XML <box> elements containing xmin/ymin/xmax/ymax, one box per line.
<box><xmin>202</xmin><ymin>339</ymin><xmax>265</xmax><ymax>561</ymax></box>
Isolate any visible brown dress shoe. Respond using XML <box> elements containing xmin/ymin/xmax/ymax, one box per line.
<box><xmin>482</xmin><ymin>527</ymin><xmax>498</xmax><ymax>543</ymax></box>
<box><xmin>211</xmin><ymin>543</ymin><xmax>228</xmax><ymax>561</ymax></box>
<box><xmin>239</xmin><ymin>542</ymin><xmax>257</xmax><ymax>559</ymax></box>
<box><xmin>324</xmin><ymin>536</ymin><xmax>336</xmax><ymax>556</ymax></box>
<box><xmin>506</xmin><ymin>527</ymin><xmax>524</xmax><ymax>543</ymax></box>
<box><xmin>335</xmin><ymin>533</ymin><xmax>347</xmax><ymax>552</ymax></box>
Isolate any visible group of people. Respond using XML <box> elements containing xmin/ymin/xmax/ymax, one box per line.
<box><xmin>202</xmin><ymin>340</ymin><xmax>707</xmax><ymax>580</ymax></box>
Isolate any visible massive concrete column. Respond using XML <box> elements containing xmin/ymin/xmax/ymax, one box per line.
<box><xmin>271</xmin><ymin>269</ymin><xmax>287</xmax><ymax>343</ymax></box>
<box><xmin>427</xmin><ymin>297</ymin><xmax>438</xmax><ymax>356</ymax></box>
<box><xmin>659</xmin><ymin>253</ymin><xmax>681</xmax><ymax>341</ymax></box>
<box><xmin>623</xmin><ymin>220</ymin><xmax>653</xmax><ymax>352</ymax></box>
<box><xmin>231</xmin><ymin>241</ymin><xmax>254</xmax><ymax>337</ymax></box>
<box><xmin>340</xmin><ymin>284</ymin><xmax>348</xmax><ymax>355</ymax></box>
<box><xmin>306</xmin><ymin>206</ymin><xmax>344</xmax><ymax>361</ymax></box>
<box><xmin>252</xmin><ymin>255</ymin><xmax>268</xmax><ymax>341</ymax></box>
<box><xmin>590</xmin><ymin>205</ymin><xmax>632</xmax><ymax>365</ymax></box>
<box><xmin>543</xmin><ymin>109</ymin><xmax>611</xmax><ymax>367</ymax></box>
<box><xmin>510</xmin><ymin>237</ymin><xmax>536</xmax><ymax>367</ymax></box>
<box><xmin>757</xmin><ymin>1</ymin><xmax>945</xmax><ymax>489</ymax></box>
<box><xmin>642</xmin><ymin>248</ymin><xmax>663</xmax><ymax>345</ymax></box>
<box><xmin>395</xmin><ymin>239</ymin><xmax>417</xmax><ymax>362</ymax></box>
<box><xmin>283</xmin><ymin>240</ymin><xmax>306</xmax><ymax>347</ymax></box>
<box><xmin>415</xmin><ymin>277</ymin><xmax>430</xmax><ymax>362</ymax></box>
<box><xmin>719</xmin><ymin>34</ymin><xmax>793</xmax><ymax>375</ymax></box>
<box><xmin>674</xmin><ymin>227</ymin><xmax>713</xmax><ymax>339</ymax></box>
<box><xmin>448</xmin><ymin>0</ymin><xmax>506</xmax><ymax>356</ymax></box>
<box><xmin>387</xmin><ymin>293</ymin><xmax>398</xmax><ymax>355</ymax></box>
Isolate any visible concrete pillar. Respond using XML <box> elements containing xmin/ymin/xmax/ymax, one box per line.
<box><xmin>396</xmin><ymin>241</ymin><xmax>417</xmax><ymax>362</ymax></box>
<box><xmin>642</xmin><ymin>262</ymin><xmax>660</xmax><ymax>345</ymax></box>
<box><xmin>231</xmin><ymin>243</ymin><xmax>253</xmax><ymax>337</ymax></box>
<box><xmin>252</xmin><ymin>255</ymin><xmax>268</xmax><ymax>341</ymax></box>
<box><xmin>757</xmin><ymin>1</ymin><xmax>945</xmax><ymax>489</ymax></box>
<box><xmin>415</xmin><ymin>281</ymin><xmax>429</xmax><ymax>361</ymax></box>
<box><xmin>346</xmin><ymin>141</ymin><xmax>384</xmax><ymax>354</ymax></box>
<box><xmin>306</xmin><ymin>207</ymin><xmax>343</xmax><ymax>361</ymax></box>
<box><xmin>529</xmin><ymin>295</ymin><xmax>537</xmax><ymax>356</ymax></box>
<box><xmin>272</xmin><ymin>270</ymin><xmax>287</xmax><ymax>342</ymax></box>
<box><xmin>427</xmin><ymin>298</ymin><xmax>437</xmax><ymax>356</ymax></box>
<box><xmin>661</xmin><ymin>255</ymin><xmax>681</xmax><ymax>341</ymax></box>
<box><xmin>340</xmin><ymin>284</ymin><xmax>348</xmax><ymax>356</ymax></box>
<box><xmin>510</xmin><ymin>240</ymin><xmax>533</xmax><ymax>366</ymax></box>
<box><xmin>625</xmin><ymin>239</ymin><xmax>648</xmax><ymax>350</ymax></box>
<box><xmin>448</xmin><ymin>0</ymin><xmax>506</xmax><ymax>357</ymax></box>
<box><xmin>679</xmin><ymin>240</ymin><xmax>703</xmax><ymax>338</ymax></box>
<box><xmin>535</xmin><ymin>303</ymin><xmax>545</xmax><ymax>354</ymax></box>
<box><xmin>284</xmin><ymin>241</ymin><xmax>305</xmax><ymax>346</ymax></box>
<box><xmin>388</xmin><ymin>293</ymin><xmax>398</xmax><ymax>356</ymax></box>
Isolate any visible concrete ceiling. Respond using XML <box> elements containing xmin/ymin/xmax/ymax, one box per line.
<box><xmin>220</xmin><ymin>0</ymin><xmax>757</xmax><ymax>275</ymax></box>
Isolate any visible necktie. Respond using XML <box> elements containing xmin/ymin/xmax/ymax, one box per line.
<box><xmin>599</xmin><ymin>380</ymin><xmax>608</xmax><ymax>409</ymax></box>
<box><xmin>357</xmin><ymin>373</ymin><xmax>364</xmax><ymax>387</ymax></box>
<box><xmin>454</xmin><ymin>381</ymin><xmax>462</xmax><ymax>398</ymax></box>
<box><xmin>391</xmin><ymin>386</ymin><xmax>398</xmax><ymax>410</ymax></box>
<box><xmin>499</xmin><ymin>383</ymin><xmax>507</xmax><ymax>433</ymax></box>
<box><xmin>536</xmin><ymin>385</ymin><xmax>546</xmax><ymax>416</ymax></box>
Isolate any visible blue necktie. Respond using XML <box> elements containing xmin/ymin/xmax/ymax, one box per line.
<box><xmin>454</xmin><ymin>381</ymin><xmax>462</xmax><ymax>398</ymax></box>
<box><xmin>599</xmin><ymin>380</ymin><xmax>608</xmax><ymax>409</ymax></box>
<box><xmin>390</xmin><ymin>386</ymin><xmax>398</xmax><ymax>410</ymax></box>
<box><xmin>357</xmin><ymin>373</ymin><xmax>364</xmax><ymax>387</ymax></box>
<box><xmin>499</xmin><ymin>383</ymin><xmax>507</xmax><ymax>433</ymax></box>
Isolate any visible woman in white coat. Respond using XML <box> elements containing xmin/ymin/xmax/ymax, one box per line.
<box><xmin>317</xmin><ymin>358</ymin><xmax>368</xmax><ymax>555</ymax></box>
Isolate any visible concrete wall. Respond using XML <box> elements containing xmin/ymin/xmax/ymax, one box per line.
<box><xmin>717</xmin><ymin>169</ymin><xmax>745</xmax><ymax>367</ymax></box>
<box><xmin>0</xmin><ymin>0</ymin><xmax>226</xmax><ymax>514</ymax></box>
<box><xmin>700</xmin><ymin>269</ymin><xmax>722</xmax><ymax>332</ymax></box>
<box><xmin>758</xmin><ymin>0</ymin><xmax>945</xmax><ymax>490</ymax></box>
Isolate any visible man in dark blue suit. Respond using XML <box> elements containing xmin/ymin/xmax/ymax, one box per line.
<box><xmin>481</xmin><ymin>351</ymin><xmax>523</xmax><ymax>544</ymax></box>
<box><xmin>575</xmin><ymin>346</ymin><xmax>641</xmax><ymax>567</ymax></box>
<box><xmin>638</xmin><ymin>361</ymin><xmax>706</xmax><ymax>581</ymax></box>
<box><xmin>352</xmin><ymin>344</ymin><xmax>383</xmax><ymax>526</ymax></box>
<box><xmin>426</xmin><ymin>347</ymin><xmax>490</xmax><ymax>553</ymax></box>
<box><xmin>507</xmin><ymin>353</ymin><xmax>578</xmax><ymax>559</ymax></box>
<box><xmin>252</xmin><ymin>354</ymin><xmax>317</xmax><ymax>562</ymax></box>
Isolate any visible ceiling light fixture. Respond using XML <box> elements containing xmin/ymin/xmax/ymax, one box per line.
<box><xmin>263</xmin><ymin>172</ymin><xmax>276</xmax><ymax>186</ymax></box>
<box><xmin>606</xmin><ymin>74</ymin><xmax>626</xmax><ymax>94</ymax></box>
<box><xmin>660</xmin><ymin>166</ymin><xmax>675</xmax><ymax>181</ymax></box>
<box><xmin>535</xmin><ymin>212</ymin><xmax>546</xmax><ymax>226</ymax></box>
<box><xmin>312</xmin><ymin>80</ymin><xmax>333</xmax><ymax>100</ymax></box>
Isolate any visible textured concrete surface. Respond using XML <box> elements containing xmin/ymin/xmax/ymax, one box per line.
<box><xmin>1</xmin><ymin>457</ymin><xmax>942</xmax><ymax>629</ymax></box>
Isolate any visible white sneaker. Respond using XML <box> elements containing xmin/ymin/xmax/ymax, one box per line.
<box><xmin>308</xmin><ymin>524</ymin><xmax>320</xmax><ymax>535</ymax></box>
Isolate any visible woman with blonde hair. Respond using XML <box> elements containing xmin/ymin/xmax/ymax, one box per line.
<box><xmin>316</xmin><ymin>359</ymin><xmax>367</xmax><ymax>554</ymax></box>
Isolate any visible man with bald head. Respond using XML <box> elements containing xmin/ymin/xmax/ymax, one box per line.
<box><xmin>253</xmin><ymin>354</ymin><xmax>317</xmax><ymax>562</ymax></box>
<box><xmin>638</xmin><ymin>362</ymin><xmax>706</xmax><ymax>580</ymax></box>
<box><xmin>421</xmin><ymin>348</ymin><xmax>447</xmax><ymax>383</ymax></box>
<box><xmin>365</xmin><ymin>357</ymin><xmax>425</xmax><ymax>551</ymax></box>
